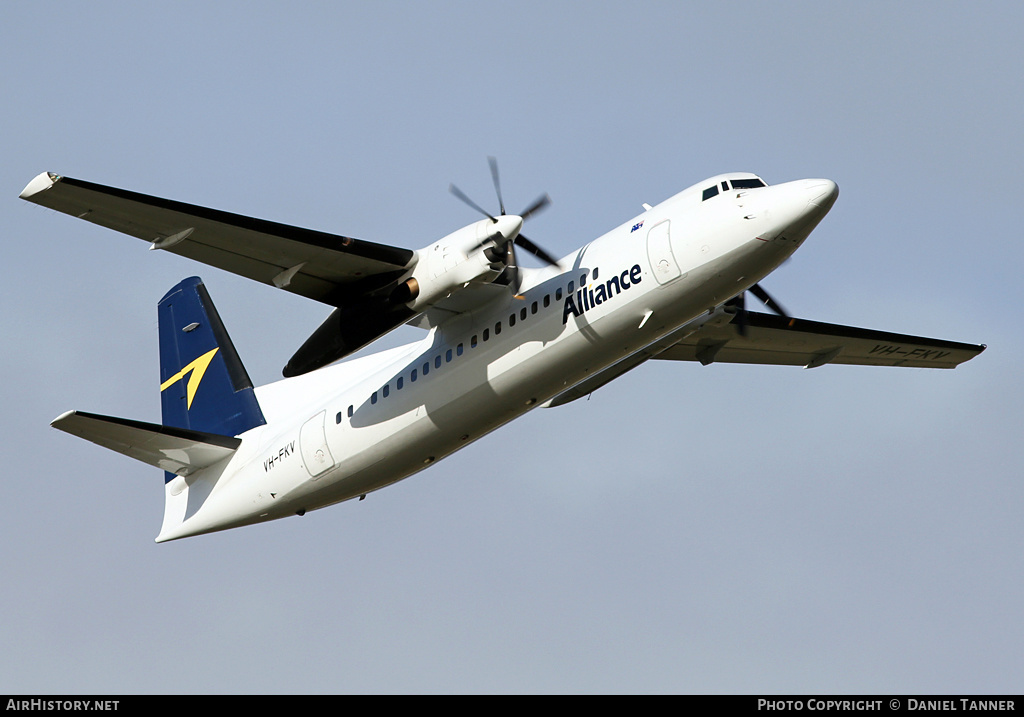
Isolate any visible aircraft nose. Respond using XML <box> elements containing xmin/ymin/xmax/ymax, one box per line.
<box><xmin>805</xmin><ymin>179</ymin><xmax>839</xmax><ymax>211</ymax></box>
<box><xmin>759</xmin><ymin>178</ymin><xmax>840</xmax><ymax>248</ymax></box>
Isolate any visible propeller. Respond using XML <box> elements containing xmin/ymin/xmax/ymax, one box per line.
<box><xmin>449</xmin><ymin>183</ymin><xmax>496</xmax><ymax>222</ymax></box>
<box><xmin>449</xmin><ymin>158</ymin><xmax>558</xmax><ymax>291</ymax></box>
<box><xmin>749</xmin><ymin>283</ymin><xmax>789</xmax><ymax>318</ymax></box>
<box><xmin>488</xmin><ymin>156</ymin><xmax>505</xmax><ymax>217</ymax></box>
<box><xmin>728</xmin><ymin>282</ymin><xmax>791</xmax><ymax>336</ymax></box>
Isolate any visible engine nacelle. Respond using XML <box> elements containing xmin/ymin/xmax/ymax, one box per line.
<box><xmin>394</xmin><ymin>217</ymin><xmax>519</xmax><ymax>312</ymax></box>
<box><xmin>283</xmin><ymin>216</ymin><xmax>524</xmax><ymax>377</ymax></box>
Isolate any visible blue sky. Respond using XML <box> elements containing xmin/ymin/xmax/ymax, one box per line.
<box><xmin>2</xmin><ymin>1</ymin><xmax>1020</xmax><ymax>693</ymax></box>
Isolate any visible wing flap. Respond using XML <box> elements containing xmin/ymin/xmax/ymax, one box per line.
<box><xmin>51</xmin><ymin>410</ymin><xmax>241</xmax><ymax>477</ymax></box>
<box><xmin>655</xmin><ymin>311</ymin><xmax>986</xmax><ymax>369</ymax></box>
<box><xmin>21</xmin><ymin>172</ymin><xmax>414</xmax><ymax>305</ymax></box>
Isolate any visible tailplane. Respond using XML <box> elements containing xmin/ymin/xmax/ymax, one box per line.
<box><xmin>51</xmin><ymin>410</ymin><xmax>241</xmax><ymax>476</ymax></box>
<box><xmin>51</xmin><ymin>277</ymin><xmax>266</xmax><ymax>541</ymax></box>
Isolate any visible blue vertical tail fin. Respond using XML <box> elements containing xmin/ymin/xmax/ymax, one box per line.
<box><xmin>158</xmin><ymin>277</ymin><xmax>265</xmax><ymax>437</ymax></box>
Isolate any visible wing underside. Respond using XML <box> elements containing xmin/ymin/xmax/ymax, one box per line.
<box><xmin>20</xmin><ymin>172</ymin><xmax>414</xmax><ymax>305</ymax></box>
<box><xmin>656</xmin><ymin>311</ymin><xmax>986</xmax><ymax>369</ymax></box>
<box><xmin>545</xmin><ymin>309</ymin><xmax>984</xmax><ymax>408</ymax></box>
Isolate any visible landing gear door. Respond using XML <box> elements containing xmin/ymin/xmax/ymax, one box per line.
<box><xmin>300</xmin><ymin>411</ymin><xmax>335</xmax><ymax>479</ymax></box>
<box><xmin>647</xmin><ymin>220</ymin><xmax>682</xmax><ymax>285</ymax></box>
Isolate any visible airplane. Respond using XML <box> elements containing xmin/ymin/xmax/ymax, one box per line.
<box><xmin>20</xmin><ymin>163</ymin><xmax>986</xmax><ymax>542</ymax></box>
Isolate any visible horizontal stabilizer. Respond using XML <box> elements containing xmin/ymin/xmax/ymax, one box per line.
<box><xmin>51</xmin><ymin>410</ymin><xmax>240</xmax><ymax>477</ymax></box>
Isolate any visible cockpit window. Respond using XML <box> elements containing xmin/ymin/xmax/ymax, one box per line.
<box><xmin>731</xmin><ymin>178</ymin><xmax>766</xmax><ymax>189</ymax></box>
<box><xmin>702</xmin><ymin>185</ymin><xmax>719</xmax><ymax>201</ymax></box>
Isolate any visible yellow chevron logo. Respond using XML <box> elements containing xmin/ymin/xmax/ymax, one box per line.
<box><xmin>160</xmin><ymin>347</ymin><xmax>219</xmax><ymax>409</ymax></box>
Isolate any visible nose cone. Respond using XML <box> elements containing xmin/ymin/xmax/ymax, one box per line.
<box><xmin>493</xmin><ymin>214</ymin><xmax>524</xmax><ymax>242</ymax></box>
<box><xmin>805</xmin><ymin>179</ymin><xmax>839</xmax><ymax>211</ymax></box>
<box><xmin>759</xmin><ymin>178</ymin><xmax>839</xmax><ymax>249</ymax></box>
<box><xmin>798</xmin><ymin>179</ymin><xmax>839</xmax><ymax>234</ymax></box>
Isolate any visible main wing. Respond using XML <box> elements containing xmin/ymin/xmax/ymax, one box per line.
<box><xmin>655</xmin><ymin>310</ymin><xmax>986</xmax><ymax>369</ymax></box>
<box><xmin>19</xmin><ymin>172</ymin><xmax>414</xmax><ymax>306</ymax></box>
<box><xmin>545</xmin><ymin>309</ymin><xmax>984</xmax><ymax>408</ymax></box>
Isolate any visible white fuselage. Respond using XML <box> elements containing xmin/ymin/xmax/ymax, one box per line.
<box><xmin>156</xmin><ymin>175</ymin><xmax>838</xmax><ymax>541</ymax></box>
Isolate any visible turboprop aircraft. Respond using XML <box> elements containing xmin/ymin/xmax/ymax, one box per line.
<box><xmin>20</xmin><ymin>162</ymin><xmax>986</xmax><ymax>542</ymax></box>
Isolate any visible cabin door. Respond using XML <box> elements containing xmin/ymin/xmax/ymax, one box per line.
<box><xmin>646</xmin><ymin>220</ymin><xmax>682</xmax><ymax>285</ymax></box>
<box><xmin>300</xmin><ymin>411</ymin><xmax>335</xmax><ymax>479</ymax></box>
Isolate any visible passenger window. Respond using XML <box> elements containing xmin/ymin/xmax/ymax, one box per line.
<box><xmin>411</xmin><ymin>369</ymin><xmax>418</xmax><ymax>382</ymax></box>
<box><xmin>471</xmin><ymin>335</ymin><xmax>478</xmax><ymax>348</ymax></box>
<box><xmin>495</xmin><ymin>322</ymin><xmax>502</xmax><ymax>335</ymax></box>
<box><xmin>556</xmin><ymin>288</ymin><xmax>562</xmax><ymax>301</ymax></box>
<box><xmin>446</xmin><ymin>349</ymin><xmax>452</xmax><ymax>362</ymax></box>
<box><xmin>371</xmin><ymin>392</ymin><xmax>377</xmax><ymax>405</ymax></box>
<box><xmin>543</xmin><ymin>294</ymin><xmax>550</xmax><ymax>308</ymax></box>
<box><xmin>396</xmin><ymin>377</ymin><xmax>403</xmax><ymax>390</ymax></box>
<box><xmin>382</xmin><ymin>384</ymin><xmax>389</xmax><ymax>398</ymax></box>
<box><xmin>456</xmin><ymin>343</ymin><xmax>463</xmax><ymax>356</ymax></box>
<box><xmin>483</xmin><ymin>328</ymin><xmax>490</xmax><ymax>341</ymax></box>
<box><xmin>520</xmin><ymin>307</ymin><xmax>527</xmax><ymax>321</ymax></box>
<box><xmin>348</xmin><ymin>405</ymin><xmax>353</xmax><ymax>418</ymax></box>
<box><xmin>336</xmin><ymin>412</ymin><xmax>342</xmax><ymax>424</ymax></box>
<box><xmin>531</xmin><ymin>301</ymin><xmax>538</xmax><ymax>314</ymax></box>
<box><xmin>509</xmin><ymin>313</ymin><xmax>516</xmax><ymax>327</ymax></box>
<box><xmin>435</xmin><ymin>355</ymin><xmax>442</xmax><ymax>369</ymax></box>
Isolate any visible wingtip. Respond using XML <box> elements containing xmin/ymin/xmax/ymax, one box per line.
<box><xmin>20</xmin><ymin>171</ymin><xmax>60</xmax><ymax>200</ymax></box>
<box><xmin>50</xmin><ymin>409</ymin><xmax>77</xmax><ymax>428</ymax></box>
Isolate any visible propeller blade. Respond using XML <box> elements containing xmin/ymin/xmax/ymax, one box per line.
<box><xmin>491</xmin><ymin>241</ymin><xmax>521</xmax><ymax>293</ymax></box>
<box><xmin>467</xmin><ymin>226</ymin><xmax>506</xmax><ymax>252</ymax></box>
<box><xmin>487</xmin><ymin>156</ymin><xmax>505</xmax><ymax>216</ymax></box>
<box><xmin>515</xmin><ymin>233</ymin><xmax>560</xmax><ymax>267</ymax></box>
<box><xmin>749</xmin><ymin>283</ymin><xmax>789</xmax><ymax>318</ymax></box>
<box><xmin>507</xmin><ymin>264</ymin><xmax>521</xmax><ymax>294</ymax></box>
<box><xmin>727</xmin><ymin>292</ymin><xmax>749</xmax><ymax>337</ymax></box>
<box><xmin>449</xmin><ymin>183</ymin><xmax>496</xmax><ymax>222</ymax></box>
<box><xmin>738</xmin><ymin>315</ymin><xmax>748</xmax><ymax>336</ymax></box>
<box><xmin>519</xmin><ymin>193</ymin><xmax>551</xmax><ymax>221</ymax></box>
